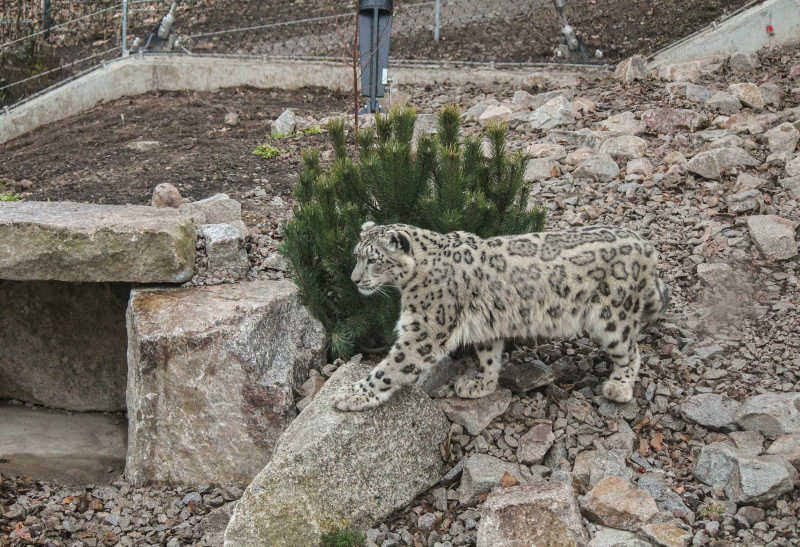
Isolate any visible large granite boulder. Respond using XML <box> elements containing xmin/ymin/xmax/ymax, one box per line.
<box><xmin>0</xmin><ymin>280</ymin><xmax>129</xmax><ymax>411</ymax></box>
<box><xmin>125</xmin><ymin>279</ymin><xmax>326</xmax><ymax>487</ymax></box>
<box><xmin>224</xmin><ymin>358</ymin><xmax>449</xmax><ymax>546</ymax></box>
<box><xmin>0</xmin><ymin>202</ymin><xmax>195</xmax><ymax>282</ymax></box>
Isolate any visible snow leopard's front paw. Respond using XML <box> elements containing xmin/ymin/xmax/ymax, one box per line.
<box><xmin>334</xmin><ymin>380</ymin><xmax>383</xmax><ymax>411</ymax></box>
<box><xmin>454</xmin><ymin>374</ymin><xmax>497</xmax><ymax>399</ymax></box>
<box><xmin>601</xmin><ymin>378</ymin><xmax>634</xmax><ymax>403</ymax></box>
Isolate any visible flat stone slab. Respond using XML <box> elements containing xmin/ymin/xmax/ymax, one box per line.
<box><xmin>0</xmin><ymin>404</ymin><xmax>126</xmax><ymax>485</ymax></box>
<box><xmin>0</xmin><ymin>280</ymin><xmax>129</xmax><ymax>411</ymax></box>
<box><xmin>0</xmin><ymin>201</ymin><xmax>195</xmax><ymax>282</ymax></box>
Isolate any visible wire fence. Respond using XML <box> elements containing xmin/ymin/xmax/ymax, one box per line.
<box><xmin>1</xmin><ymin>0</ymin><xmax>758</xmax><ymax>108</ymax></box>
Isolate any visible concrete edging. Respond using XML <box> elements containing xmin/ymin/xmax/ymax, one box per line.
<box><xmin>650</xmin><ymin>0</ymin><xmax>800</xmax><ymax>67</ymax></box>
<box><xmin>0</xmin><ymin>54</ymin><xmax>592</xmax><ymax>145</ymax></box>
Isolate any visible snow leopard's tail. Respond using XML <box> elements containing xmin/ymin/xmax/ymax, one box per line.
<box><xmin>643</xmin><ymin>276</ymin><xmax>670</xmax><ymax>323</ymax></box>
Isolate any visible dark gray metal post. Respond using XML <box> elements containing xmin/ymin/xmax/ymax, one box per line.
<box><xmin>42</xmin><ymin>0</ymin><xmax>51</xmax><ymax>39</ymax></box>
<box><xmin>359</xmin><ymin>0</ymin><xmax>393</xmax><ymax>114</ymax></box>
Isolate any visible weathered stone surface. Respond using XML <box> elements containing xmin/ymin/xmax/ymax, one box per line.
<box><xmin>477</xmin><ymin>482</ymin><xmax>588</xmax><ymax>547</ymax></box>
<box><xmin>764</xmin><ymin>122</ymin><xmax>800</xmax><ymax>155</ymax></box>
<box><xmin>589</xmin><ymin>526</ymin><xmax>647</xmax><ymax>547</ymax></box>
<box><xmin>589</xmin><ymin>449</ymin><xmax>632</xmax><ymax>488</ymax></box>
<box><xmin>125</xmin><ymin>140</ymin><xmax>161</xmax><ymax>152</ymax></box>
<box><xmin>599</xmin><ymin>135</ymin><xmax>647</xmax><ymax>160</ymax></box>
<box><xmin>706</xmin><ymin>91</ymin><xmax>743</xmax><ymax>115</ymax></box>
<box><xmin>728</xmin><ymin>83</ymin><xmax>764</xmax><ymax>109</ymax></box>
<box><xmin>726</xmin><ymin>189</ymin><xmax>763</xmax><ymax>214</ymax></box>
<box><xmin>725</xmin><ymin>455</ymin><xmax>798</xmax><ymax>504</ymax></box>
<box><xmin>637</xmin><ymin>473</ymin><xmax>691</xmax><ymax>520</ymax></box>
<box><xmin>759</xmin><ymin>82</ymin><xmax>783</xmax><ymax>107</ymax></box>
<box><xmin>517</xmin><ymin>423</ymin><xmax>556</xmax><ymax>465</ymax></box>
<box><xmin>527</xmin><ymin>142</ymin><xmax>567</xmax><ymax>160</ymax></box>
<box><xmin>528</xmin><ymin>95</ymin><xmax>575</xmax><ymax>130</ymax></box>
<box><xmin>179</xmin><ymin>193</ymin><xmax>244</xmax><ymax>234</ymax></box>
<box><xmin>735</xmin><ymin>505</ymin><xmax>765</xmax><ymax>528</ymax></box>
<box><xmin>126</xmin><ymin>279</ymin><xmax>326</xmax><ymax>487</ymax></box>
<box><xmin>667</xmin><ymin>82</ymin><xmax>713</xmax><ymax>103</ymax></box>
<box><xmin>642</xmin><ymin>108</ymin><xmax>707</xmax><ymax>134</ymax></box>
<box><xmin>0</xmin><ymin>202</ymin><xmax>195</xmax><ymax>282</ymax></box>
<box><xmin>766</xmin><ymin>434</ymin><xmax>800</xmax><ymax>469</ymax></box>
<box><xmin>479</xmin><ymin>104</ymin><xmax>513</xmax><ymax>126</ymax></box>
<box><xmin>224</xmin><ymin>358</ymin><xmax>448</xmax><ymax>546</ymax></box>
<box><xmin>694</xmin><ymin>441</ymin><xmax>739</xmax><ymax>487</ymax></box>
<box><xmin>573</xmin><ymin>154</ymin><xmax>620</xmax><ymax>182</ymax></box>
<box><xmin>600</xmin><ymin>111</ymin><xmax>645</xmax><ymax>135</ymax></box>
<box><xmin>524</xmin><ymin>158</ymin><xmax>561</xmax><ymax>181</ymax></box>
<box><xmin>437</xmin><ymin>389</ymin><xmax>512</xmax><ymax>436</ymax></box>
<box><xmin>0</xmin><ymin>280</ymin><xmax>129</xmax><ymax>411</ymax></box>
<box><xmin>459</xmin><ymin>453</ymin><xmax>524</xmax><ymax>506</ymax></box>
<box><xmin>627</xmin><ymin>158</ymin><xmax>653</xmax><ymax>177</ymax></box>
<box><xmin>641</xmin><ymin>521</ymin><xmax>691</xmax><ymax>547</ymax></box>
<box><xmin>736</xmin><ymin>172</ymin><xmax>766</xmax><ymax>190</ymax></box>
<box><xmin>679</xmin><ymin>393</ymin><xmax>740</xmax><ymax>430</ymax></box>
<box><xmin>735</xmin><ymin>392</ymin><xmax>800</xmax><ymax>436</ymax></box>
<box><xmin>728</xmin><ymin>430</ymin><xmax>765</xmax><ymax>457</ymax></box>
<box><xmin>745</xmin><ymin>216</ymin><xmax>798</xmax><ymax>261</ymax></box>
<box><xmin>615</xmin><ymin>55</ymin><xmax>648</xmax><ymax>85</ymax></box>
<box><xmin>729</xmin><ymin>52</ymin><xmax>760</xmax><ymax>72</ymax></box>
<box><xmin>656</xmin><ymin>56</ymin><xmax>726</xmax><ymax>82</ymax></box>
<box><xmin>271</xmin><ymin>108</ymin><xmax>296</xmax><ymax>136</ymax></box>
<box><xmin>778</xmin><ymin>176</ymin><xmax>800</xmax><ymax>199</ymax></box>
<box><xmin>0</xmin><ymin>404</ymin><xmax>126</xmax><ymax>485</ymax></box>
<box><xmin>151</xmin><ymin>182</ymin><xmax>183</xmax><ymax>208</ymax></box>
<box><xmin>696</xmin><ymin>263</ymin><xmax>734</xmax><ymax>285</ymax></box>
<box><xmin>499</xmin><ymin>360</ymin><xmax>555</xmax><ymax>393</ymax></box>
<box><xmin>687</xmin><ymin>151</ymin><xmax>721</xmax><ymax>179</ymax></box>
<box><xmin>199</xmin><ymin>223</ymin><xmax>249</xmax><ymax>279</ymax></box>
<box><xmin>572</xmin><ymin>450</ymin><xmax>595</xmax><ymax>489</ymax></box>
<box><xmin>580</xmin><ymin>476</ymin><xmax>659</xmax><ymax>531</ymax></box>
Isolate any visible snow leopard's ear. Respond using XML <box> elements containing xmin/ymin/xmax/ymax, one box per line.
<box><xmin>380</xmin><ymin>230</ymin><xmax>411</xmax><ymax>254</ymax></box>
<box><xmin>360</xmin><ymin>221</ymin><xmax>376</xmax><ymax>239</ymax></box>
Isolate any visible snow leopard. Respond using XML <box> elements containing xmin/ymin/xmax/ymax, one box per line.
<box><xmin>334</xmin><ymin>221</ymin><xmax>669</xmax><ymax>411</ymax></box>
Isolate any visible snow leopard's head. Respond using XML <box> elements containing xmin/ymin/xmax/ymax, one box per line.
<box><xmin>351</xmin><ymin>221</ymin><xmax>415</xmax><ymax>296</ymax></box>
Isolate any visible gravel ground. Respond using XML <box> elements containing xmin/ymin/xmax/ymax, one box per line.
<box><xmin>3</xmin><ymin>45</ymin><xmax>800</xmax><ymax>546</ymax></box>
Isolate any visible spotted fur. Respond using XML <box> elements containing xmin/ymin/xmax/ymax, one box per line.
<box><xmin>334</xmin><ymin>222</ymin><xmax>669</xmax><ymax>411</ymax></box>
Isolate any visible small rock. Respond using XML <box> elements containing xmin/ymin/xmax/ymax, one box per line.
<box><xmin>735</xmin><ymin>392</ymin><xmax>800</xmax><ymax>436</ymax></box>
<box><xmin>627</xmin><ymin>158</ymin><xmax>653</xmax><ymax>177</ymax></box>
<box><xmin>478</xmin><ymin>104</ymin><xmax>513</xmax><ymax>126</ymax></box>
<box><xmin>526</xmin><ymin>142</ymin><xmax>567</xmax><ymax>160</ymax></box>
<box><xmin>765</xmin><ymin>434</ymin><xmax>800</xmax><ymax>469</ymax></box>
<box><xmin>125</xmin><ymin>140</ymin><xmax>161</xmax><ymax>152</ymax></box>
<box><xmin>528</xmin><ymin>95</ymin><xmax>575</xmax><ymax>130</ymax></box>
<box><xmin>477</xmin><ymin>482</ymin><xmax>588</xmax><ymax>546</ymax></box>
<box><xmin>600</xmin><ymin>111</ymin><xmax>645</xmax><ymax>135</ymax></box>
<box><xmin>523</xmin><ymin>158</ymin><xmax>561</xmax><ymax>181</ymax></box>
<box><xmin>729</xmin><ymin>52</ymin><xmax>760</xmax><ymax>72</ymax></box>
<box><xmin>763</xmin><ymin>122</ymin><xmax>799</xmax><ymax>155</ymax></box>
<box><xmin>573</xmin><ymin>154</ymin><xmax>620</xmax><ymax>182</ymax></box>
<box><xmin>728</xmin><ymin>430</ymin><xmax>765</xmax><ymax>457</ymax></box>
<box><xmin>615</xmin><ymin>55</ymin><xmax>648</xmax><ymax>85</ymax></box>
<box><xmin>437</xmin><ymin>389</ymin><xmax>513</xmax><ymax>436</ymax></box>
<box><xmin>724</xmin><ymin>455</ymin><xmax>798</xmax><ymax>504</ymax></box>
<box><xmin>759</xmin><ymin>83</ymin><xmax>783</xmax><ymax>107</ymax></box>
<box><xmin>498</xmin><ymin>360</ymin><xmax>555</xmax><ymax>393</ymax></box>
<box><xmin>778</xmin><ymin>176</ymin><xmax>800</xmax><ymax>199</ymax></box>
<box><xmin>589</xmin><ymin>449</ymin><xmax>632</xmax><ymax>488</ymax></box>
<box><xmin>516</xmin><ymin>423</ymin><xmax>555</xmax><ymax>465</ymax></box>
<box><xmin>637</xmin><ymin>473</ymin><xmax>692</xmax><ymax>520</ymax></box>
<box><xmin>224</xmin><ymin>112</ymin><xmax>240</xmax><ymax>126</ymax></box>
<box><xmin>642</xmin><ymin>108</ymin><xmax>707</xmax><ymax>134</ymax></box>
<box><xmin>641</xmin><ymin>521</ymin><xmax>692</xmax><ymax>547</ymax></box>
<box><xmin>580</xmin><ymin>476</ymin><xmax>659</xmax><ymax>531</ymax></box>
<box><xmin>726</xmin><ymin>189</ymin><xmax>763</xmax><ymax>213</ymax></box>
<box><xmin>735</xmin><ymin>172</ymin><xmax>765</xmax><ymax>191</ymax></box>
<box><xmin>417</xmin><ymin>512</ymin><xmax>438</xmax><ymax>532</ymax></box>
<box><xmin>656</xmin><ymin>55</ymin><xmax>726</xmax><ymax>82</ymax></box>
<box><xmin>693</xmin><ymin>442</ymin><xmax>740</xmax><ymax>487</ymax></box>
<box><xmin>458</xmin><ymin>453</ymin><xmax>523</xmax><ymax>506</ymax></box>
<box><xmin>151</xmin><ymin>183</ymin><xmax>183</xmax><ymax>209</ymax></box>
<box><xmin>734</xmin><ymin>505</ymin><xmax>766</xmax><ymax>528</ymax></box>
<box><xmin>706</xmin><ymin>91</ymin><xmax>742</xmax><ymax>115</ymax></box>
<box><xmin>599</xmin><ymin>135</ymin><xmax>648</xmax><ymax>160</ymax></box>
<box><xmin>272</xmin><ymin>108</ymin><xmax>296</xmax><ymax>136</ymax></box>
<box><xmin>589</xmin><ymin>526</ymin><xmax>647</xmax><ymax>547</ymax></box>
<box><xmin>728</xmin><ymin>83</ymin><xmax>764</xmax><ymax>110</ymax></box>
<box><xmin>696</xmin><ymin>263</ymin><xmax>734</xmax><ymax>285</ymax></box>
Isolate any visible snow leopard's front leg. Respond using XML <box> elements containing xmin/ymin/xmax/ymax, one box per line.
<box><xmin>454</xmin><ymin>339</ymin><xmax>504</xmax><ymax>398</ymax></box>
<box><xmin>334</xmin><ymin>334</ymin><xmax>441</xmax><ymax>411</ymax></box>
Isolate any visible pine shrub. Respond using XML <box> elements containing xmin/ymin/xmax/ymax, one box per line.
<box><xmin>280</xmin><ymin>105</ymin><xmax>546</xmax><ymax>358</ymax></box>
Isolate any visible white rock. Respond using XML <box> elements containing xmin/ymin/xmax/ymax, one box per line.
<box><xmin>745</xmin><ymin>216</ymin><xmax>799</xmax><ymax>261</ymax></box>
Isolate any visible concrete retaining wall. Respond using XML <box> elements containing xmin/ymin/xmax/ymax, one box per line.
<box><xmin>651</xmin><ymin>0</ymin><xmax>800</xmax><ymax>66</ymax></box>
<box><xmin>0</xmin><ymin>55</ymin><xmax>585</xmax><ymax>145</ymax></box>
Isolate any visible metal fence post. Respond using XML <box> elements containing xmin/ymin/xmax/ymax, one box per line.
<box><xmin>434</xmin><ymin>0</ymin><xmax>440</xmax><ymax>42</ymax></box>
<box><xmin>121</xmin><ymin>0</ymin><xmax>128</xmax><ymax>56</ymax></box>
<box><xmin>43</xmin><ymin>0</ymin><xmax>51</xmax><ymax>39</ymax></box>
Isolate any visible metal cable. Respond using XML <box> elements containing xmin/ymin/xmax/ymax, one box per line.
<box><xmin>0</xmin><ymin>3</ymin><xmax>121</xmax><ymax>50</ymax></box>
<box><xmin>0</xmin><ymin>45</ymin><xmax>121</xmax><ymax>92</ymax></box>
